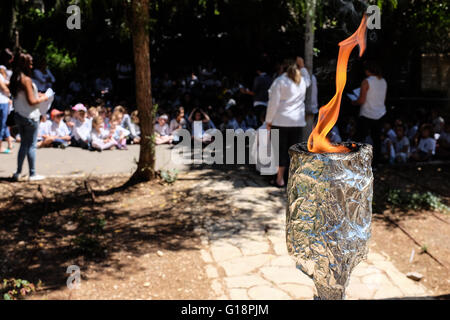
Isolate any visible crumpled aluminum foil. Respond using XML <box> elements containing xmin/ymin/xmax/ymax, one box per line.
<box><xmin>286</xmin><ymin>142</ymin><xmax>373</xmax><ymax>299</ymax></box>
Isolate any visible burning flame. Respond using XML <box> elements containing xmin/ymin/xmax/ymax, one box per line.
<box><xmin>308</xmin><ymin>15</ymin><xmax>367</xmax><ymax>153</ymax></box>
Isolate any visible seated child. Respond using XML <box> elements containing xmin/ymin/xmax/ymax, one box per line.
<box><xmin>169</xmin><ymin>110</ymin><xmax>188</xmax><ymax>144</ymax></box>
<box><xmin>129</xmin><ymin>110</ymin><xmax>141</xmax><ymax>144</ymax></box>
<box><xmin>71</xmin><ymin>104</ymin><xmax>92</xmax><ymax>149</ymax></box>
<box><xmin>219</xmin><ymin>113</ymin><xmax>231</xmax><ymax>132</ymax></box>
<box><xmin>221</xmin><ymin>109</ymin><xmax>240</xmax><ymax>131</ymax></box>
<box><xmin>169</xmin><ymin>109</ymin><xmax>188</xmax><ymax>133</ymax></box>
<box><xmin>431</xmin><ymin>109</ymin><xmax>445</xmax><ymax>133</ymax></box>
<box><xmin>39</xmin><ymin>109</ymin><xmax>71</xmax><ymax>148</ymax></box>
<box><xmin>113</xmin><ymin>105</ymin><xmax>134</xmax><ymax>135</ymax></box>
<box><xmin>407</xmin><ymin>120</ymin><xmax>419</xmax><ymax>141</ymax></box>
<box><xmin>37</xmin><ymin>115</ymin><xmax>51</xmax><ymax>148</ymax></box>
<box><xmin>380</xmin><ymin>132</ymin><xmax>395</xmax><ymax>164</ymax></box>
<box><xmin>155</xmin><ymin>114</ymin><xmax>173</xmax><ymax>145</ymax></box>
<box><xmin>64</xmin><ymin>109</ymin><xmax>75</xmax><ymax>135</ymax></box>
<box><xmin>109</xmin><ymin>116</ymin><xmax>130</xmax><ymax>150</ymax></box>
<box><xmin>382</xmin><ymin>121</ymin><xmax>397</xmax><ymax>142</ymax></box>
<box><xmin>97</xmin><ymin>106</ymin><xmax>110</xmax><ymax>129</ymax></box>
<box><xmin>245</xmin><ymin>109</ymin><xmax>258</xmax><ymax>129</ymax></box>
<box><xmin>393</xmin><ymin>125</ymin><xmax>410</xmax><ymax>163</ymax></box>
<box><xmin>90</xmin><ymin>116</ymin><xmax>118</xmax><ymax>151</ymax></box>
<box><xmin>436</xmin><ymin>122</ymin><xmax>450</xmax><ymax>159</ymax></box>
<box><xmin>411</xmin><ymin>124</ymin><xmax>435</xmax><ymax>162</ymax></box>
<box><xmin>234</xmin><ymin>113</ymin><xmax>248</xmax><ymax>131</ymax></box>
<box><xmin>87</xmin><ymin>106</ymin><xmax>99</xmax><ymax>120</ymax></box>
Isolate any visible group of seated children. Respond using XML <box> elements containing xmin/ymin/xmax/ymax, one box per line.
<box><xmin>380</xmin><ymin>117</ymin><xmax>450</xmax><ymax>163</ymax></box>
<box><xmin>153</xmin><ymin>107</ymin><xmax>216</xmax><ymax>145</ymax></box>
<box><xmin>153</xmin><ymin>105</ymin><xmax>263</xmax><ymax>146</ymax></box>
<box><xmin>38</xmin><ymin>104</ymin><xmax>141</xmax><ymax>151</ymax></box>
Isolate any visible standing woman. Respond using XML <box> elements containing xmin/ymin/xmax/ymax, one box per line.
<box><xmin>10</xmin><ymin>52</ymin><xmax>48</xmax><ymax>181</ymax></box>
<box><xmin>266</xmin><ymin>59</ymin><xmax>311</xmax><ymax>187</ymax></box>
<box><xmin>352</xmin><ymin>61</ymin><xmax>387</xmax><ymax>165</ymax></box>
<box><xmin>0</xmin><ymin>48</ymin><xmax>13</xmax><ymax>83</ymax></box>
<box><xmin>0</xmin><ymin>72</ymin><xmax>12</xmax><ymax>153</ymax></box>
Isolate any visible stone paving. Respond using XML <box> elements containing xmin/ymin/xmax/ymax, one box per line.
<box><xmin>189</xmin><ymin>169</ymin><xmax>430</xmax><ymax>300</ymax></box>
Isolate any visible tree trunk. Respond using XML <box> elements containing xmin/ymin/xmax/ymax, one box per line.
<box><xmin>130</xmin><ymin>0</ymin><xmax>156</xmax><ymax>182</ymax></box>
<box><xmin>304</xmin><ymin>0</ymin><xmax>316</xmax><ymax>138</ymax></box>
<box><xmin>11</xmin><ymin>0</ymin><xmax>19</xmax><ymax>49</ymax></box>
<box><xmin>304</xmin><ymin>0</ymin><xmax>316</xmax><ymax>74</ymax></box>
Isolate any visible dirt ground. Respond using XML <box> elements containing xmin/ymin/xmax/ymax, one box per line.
<box><xmin>371</xmin><ymin>163</ymin><xmax>450</xmax><ymax>297</ymax></box>
<box><xmin>0</xmin><ymin>163</ymin><xmax>449</xmax><ymax>299</ymax></box>
<box><xmin>0</xmin><ymin>174</ymin><xmax>215</xmax><ymax>300</ymax></box>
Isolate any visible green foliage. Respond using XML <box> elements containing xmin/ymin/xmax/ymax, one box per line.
<box><xmin>74</xmin><ymin>208</ymin><xmax>85</xmax><ymax>221</ymax></box>
<box><xmin>33</xmin><ymin>37</ymin><xmax>77</xmax><ymax>74</ymax></box>
<box><xmin>90</xmin><ymin>217</ymin><xmax>107</xmax><ymax>234</ymax></box>
<box><xmin>1</xmin><ymin>278</ymin><xmax>39</xmax><ymax>300</ymax></box>
<box><xmin>71</xmin><ymin>209</ymin><xmax>106</xmax><ymax>255</ymax></box>
<box><xmin>421</xmin><ymin>244</ymin><xmax>428</xmax><ymax>253</ymax></box>
<box><xmin>160</xmin><ymin>169</ymin><xmax>179</xmax><ymax>184</ymax></box>
<box><xmin>45</xmin><ymin>41</ymin><xmax>77</xmax><ymax>73</ymax></box>
<box><xmin>387</xmin><ymin>189</ymin><xmax>450</xmax><ymax>213</ymax></box>
<box><xmin>72</xmin><ymin>235</ymin><xmax>102</xmax><ymax>255</ymax></box>
<box><xmin>385</xmin><ymin>0</ymin><xmax>450</xmax><ymax>53</ymax></box>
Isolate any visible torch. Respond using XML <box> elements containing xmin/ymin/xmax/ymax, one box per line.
<box><xmin>286</xmin><ymin>15</ymin><xmax>373</xmax><ymax>300</ymax></box>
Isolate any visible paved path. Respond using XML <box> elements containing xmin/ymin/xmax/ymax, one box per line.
<box><xmin>188</xmin><ymin>170</ymin><xmax>429</xmax><ymax>300</ymax></box>
<box><xmin>0</xmin><ymin>144</ymin><xmax>186</xmax><ymax>178</ymax></box>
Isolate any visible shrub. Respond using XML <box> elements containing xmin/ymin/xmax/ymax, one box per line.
<box><xmin>1</xmin><ymin>279</ymin><xmax>40</xmax><ymax>300</ymax></box>
<box><xmin>160</xmin><ymin>169</ymin><xmax>179</xmax><ymax>184</ymax></box>
<box><xmin>387</xmin><ymin>189</ymin><xmax>450</xmax><ymax>213</ymax></box>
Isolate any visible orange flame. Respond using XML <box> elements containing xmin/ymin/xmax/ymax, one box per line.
<box><xmin>307</xmin><ymin>15</ymin><xmax>367</xmax><ymax>153</ymax></box>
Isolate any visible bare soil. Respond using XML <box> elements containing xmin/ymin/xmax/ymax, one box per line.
<box><xmin>0</xmin><ymin>163</ymin><xmax>449</xmax><ymax>300</ymax></box>
<box><xmin>371</xmin><ymin>163</ymin><xmax>450</xmax><ymax>298</ymax></box>
<box><xmin>0</xmin><ymin>174</ymin><xmax>215</xmax><ymax>300</ymax></box>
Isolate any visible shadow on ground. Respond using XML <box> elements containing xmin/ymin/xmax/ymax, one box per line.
<box><xmin>1</xmin><ymin>161</ymin><xmax>448</xmax><ymax>297</ymax></box>
<box><xmin>0</xmin><ymin>165</ymin><xmax>282</xmax><ymax>296</ymax></box>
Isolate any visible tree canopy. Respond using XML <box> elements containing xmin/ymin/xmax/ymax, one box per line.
<box><xmin>0</xmin><ymin>0</ymin><xmax>448</xmax><ymax>96</ymax></box>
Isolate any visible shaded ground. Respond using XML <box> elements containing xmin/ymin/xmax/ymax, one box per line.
<box><xmin>0</xmin><ymin>163</ymin><xmax>448</xmax><ymax>299</ymax></box>
<box><xmin>0</xmin><ymin>174</ymin><xmax>214</xmax><ymax>299</ymax></box>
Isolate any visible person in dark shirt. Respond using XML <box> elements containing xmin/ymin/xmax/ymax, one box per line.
<box><xmin>242</xmin><ymin>65</ymin><xmax>273</xmax><ymax>126</ymax></box>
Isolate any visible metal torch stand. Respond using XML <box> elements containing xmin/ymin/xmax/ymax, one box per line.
<box><xmin>286</xmin><ymin>143</ymin><xmax>373</xmax><ymax>300</ymax></box>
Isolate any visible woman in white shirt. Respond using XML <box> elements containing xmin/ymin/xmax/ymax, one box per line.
<box><xmin>266</xmin><ymin>59</ymin><xmax>311</xmax><ymax>187</ymax></box>
<box><xmin>0</xmin><ymin>48</ymin><xmax>13</xmax><ymax>83</ymax></box>
<box><xmin>352</xmin><ymin>61</ymin><xmax>387</xmax><ymax>165</ymax></box>
<box><xmin>0</xmin><ymin>73</ymin><xmax>12</xmax><ymax>153</ymax></box>
<box><xmin>10</xmin><ymin>52</ymin><xmax>49</xmax><ymax>181</ymax></box>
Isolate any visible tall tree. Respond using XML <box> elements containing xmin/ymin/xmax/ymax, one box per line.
<box><xmin>130</xmin><ymin>0</ymin><xmax>156</xmax><ymax>182</ymax></box>
<box><xmin>304</xmin><ymin>0</ymin><xmax>316</xmax><ymax>76</ymax></box>
<box><xmin>303</xmin><ymin>0</ymin><xmax>316</xmax><ymax>137</ymax></box>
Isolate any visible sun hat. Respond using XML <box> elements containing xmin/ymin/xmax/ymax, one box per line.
<box><xmin>72</xmin><ymin>103</ymin><xmax>87</xmax><ymax>112</ymax></box>
<box><xmin>50</xmin><ymin>109</ymin><xmax>64</xmax><ymax>120</ymax></box>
